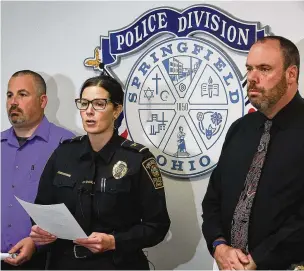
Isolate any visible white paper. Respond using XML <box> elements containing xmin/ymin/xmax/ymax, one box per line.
<box><xmin>15</xmin><ymin>196</ymin><xmax>87</xmax><ymax>240</ymax></box>
<box><xmin>1</xmin><ymin>253</ymin><xmax>12</xmax><ymax>260</ymax></box>
<box><xmin>213</xmin><ymin>260</ymin><xmax>219</xmax><ymax>270</ymax></box>
<box><xmin>0</xmin><ymin>253</ymin><xmax>18</xmax><ymax>260</ymax></box>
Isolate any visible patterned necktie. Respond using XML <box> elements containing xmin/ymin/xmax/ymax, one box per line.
<box><xmin>231</xmin><ymin>120</ymin><xmax>272</xmax><ymax>253</ymax></box>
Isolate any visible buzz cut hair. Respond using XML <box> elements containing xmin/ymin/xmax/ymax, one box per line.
<box><xmin>11</xmin><ymin>70</ymin><xmax>47</xmax><ymax>96</ymax></box>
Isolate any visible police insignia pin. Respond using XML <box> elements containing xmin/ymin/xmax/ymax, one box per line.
<box><xmin>112</xmin><ymin>161</ymin><xmax>128</xmax><ymax>179</ymax></box>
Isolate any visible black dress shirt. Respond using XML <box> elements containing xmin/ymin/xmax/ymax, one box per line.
<box><xmin>202</xmin><ymin>92</ymin><xmax>304</xmax><ymax>269</ymax></box>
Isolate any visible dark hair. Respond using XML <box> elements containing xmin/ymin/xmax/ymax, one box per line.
<box><xmin>256</xmin><ymin>36</ymin><xmax>300</xmax><ymax>83</ymax></box>
<box><xmin>80</xmin><ymin>75</ymin><xmax>124</xmax><ymax>106</ymax></box>
<box><xmin>11</xmin><ymin>70</ymin><xmax>47</xmax><ymax>95</ymax></box>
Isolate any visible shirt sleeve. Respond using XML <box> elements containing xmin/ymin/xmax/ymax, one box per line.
<box><xmin>201</xmin><ymin>163</ymin><xmax>225</xmax><ymax>255</ymax></box>
<box><xmin>202</xmin><ymin>118</ymin><xmax>242</xmax><ymax>255</ymax></box>
<box><xmin>34</xmin><ymin>150</ymin><xmax>57</xmax><ymax>205</ymax></box>
<box><xmin>31</xmin><ymin>150</ymin><xmax>58</xmax><ymax>252</ymax></box>
<box><xmin>113</xmin><ymin>152</ymin><xmax>171</xmax><ymax>253</ymax></box>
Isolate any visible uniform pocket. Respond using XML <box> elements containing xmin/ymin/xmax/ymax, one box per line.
<box><xmin>53</xmin><ymin>174</ymin><xmax>76</xmax><ymax>188</ymax></box>
<box><xmin>95</xmin><ymin>178</ymin><xmax>132</xmax><ymax>216</ymax></box>
<box><xmin>52</xmin><ymin>173</ymin><xmax>76</xmax><ymax>204</ymax></box>
<box><xmin>105</xmin><ymin>178</ymin><xmax>131</xmax><ymax>194</ymax></box>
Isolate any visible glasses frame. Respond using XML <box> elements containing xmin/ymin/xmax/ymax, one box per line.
<box><xmin>75</xmin><ymin>98</ymin><xmax>112</xmax><ymax>111</ymax></box>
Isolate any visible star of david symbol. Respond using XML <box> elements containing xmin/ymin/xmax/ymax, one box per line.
<box><xmin>144</xmin><ymin>87</ymin><xmax>154</xmax><ymax>100</ymax></box>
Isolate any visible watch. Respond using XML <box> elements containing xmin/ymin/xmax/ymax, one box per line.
<box><xmin>212</xmin><ymin>240</ymin><xmax>227</xmax><ymax>256</ymax></box>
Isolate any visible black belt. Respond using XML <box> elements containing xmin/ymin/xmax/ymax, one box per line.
<box><xmin>72</xmin><ymin>245</ymin><xmax>92</xmax><ymax>259</ymax></box>
<box><xmin>59</xmin><ymin>245</ymin><xmax>113</xmax><ymax>259</ymax></box>
<box><xmin>59</xmin><ymin>245</ymin><xmax>93</xmax><ymax>259</ymax></box>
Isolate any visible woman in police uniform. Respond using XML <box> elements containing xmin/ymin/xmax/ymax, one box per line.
<box><xmin>29</xmin><ymin>75</ymin><xmax>171</xmax><ymax>270</ymax></box>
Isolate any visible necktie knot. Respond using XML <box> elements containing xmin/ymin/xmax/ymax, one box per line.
<box><xmin>264</xmin><ymin>120</ymin><xmax>272</xmax><ymax>133</ymax></box>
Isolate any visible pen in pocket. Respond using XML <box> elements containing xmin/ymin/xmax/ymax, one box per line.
<box><xmin>101</xmin><ymin>178</ymin><xmax>106</xmax><ymax>192</ymax></box>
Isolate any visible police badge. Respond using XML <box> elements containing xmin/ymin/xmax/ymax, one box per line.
<box><xmin>112</xmin><ymin>161</ymin><xmax>128</xmax><ymax>179</ymax></box>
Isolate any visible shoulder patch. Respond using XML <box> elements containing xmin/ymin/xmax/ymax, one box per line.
<box><xmin>121</xmin><ymin>139</ymin><xmax>149</xmax><ymax>153</ymax></box>
<box><xmin>142</xmin><ymin>157</ymin><xmax>164</xmax><ymax>189</ymax></box>
<box><xmin>60</xmin><ymin>135</ymin><xmax>85</xmax><ymax>144</ymax></box>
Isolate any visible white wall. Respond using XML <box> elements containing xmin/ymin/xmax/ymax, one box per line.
<box><xmin>1</xmin><ymin>1</ymin><xmax>304</xmax><ymax>269</ymax></box>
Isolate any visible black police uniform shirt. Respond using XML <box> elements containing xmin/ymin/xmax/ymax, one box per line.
<box><xmin>202</xmin><ymin>92</ymin><xmax>304</xmax><ymax>269</ymax></box>
<box><xmin>34</xmin><ymin>132</ymin><xmax>170</xmax><ymax>261</ymax></box>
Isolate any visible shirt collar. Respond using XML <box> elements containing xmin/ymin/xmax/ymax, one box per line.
<box><xmin>1</xmin><ymin>127</ymin><xmax>18</xmax><ymax>147</ymax></box>
<box><xmin>271</xmin><ymin>91</ymin><xmax>304</xmax><ymax>129</ymax></box>
<box><xmin>1</xmin><ymin>116</ymin><xmax>50</xmax><ymax>146</ymax></box>
<box><xmin>78</xmin><ymin>135</ymin><xmax>93</xmax><ymax>160</ymax></box>
<box><xmin>27</xmin><ymin>116</ymin><xmax>51</xmax><ymax>142</ymax></box>
<box><xmin>1</xmin><ymin>129</ymin><xmax>10</xmax><ymax>141</ymax></box>
<box><xmin>96</xmin><ymin>133</ymin><xmax>123</xmax><ymax>164</ymax></box>
<box><xmin>253</xmin><ymin>91</ymin><xmax>304</xmax><ymax>130</ymax></box>
<box><xmin>79</xmin><ymin>133</ymin><xmax>123</xmax><ymax>164</ymax></box>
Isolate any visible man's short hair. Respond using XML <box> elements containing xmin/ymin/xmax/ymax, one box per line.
<box><xmin>11</xmin><ymin>70</ymin><xmax>47</xmax><ymax>96</ymax></box>
<box><xmin>256</xmin><ymin>36</ymin><xmax>300</xmax><ymax>83</ymax></box>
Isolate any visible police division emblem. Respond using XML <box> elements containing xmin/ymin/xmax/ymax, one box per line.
<box><xmin>112</xmin><ymin>161</ymin><xmax>128</xmax><ymax>179</ymax></box>
<box><xmin>84</xmin><ymin>5</ymin><xmax>269</xmax><ymax>178</ymax></box>
<box><xmin>125</xmin><ymin>37</ymin><xmax>244</xmax><ymax>178</ymax></box>
<box><xmin>143</xmin><ymin>157</ymin><xmax>164</xmax><ymax>189</ymax></box>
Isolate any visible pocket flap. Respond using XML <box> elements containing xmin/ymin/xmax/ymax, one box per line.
<box><xmin>53</xmin><ymin>173</ymin><xmax>76</xmax><ymax>188</ymax></box>
<box><xmin>105</xmin><ymin>178</ymin><xmax>131</xmax><ymax>193</ymax></box>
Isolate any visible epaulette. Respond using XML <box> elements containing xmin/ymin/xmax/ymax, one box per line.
<box><xmin>121</xmin><ymin>139</ymin><xmax>149</xmax><ymax>153</ymax></box>
<box><xmin>60</xmin><ymin>135</ymin><xmax>85</xmax><ymax>144</ymax></box>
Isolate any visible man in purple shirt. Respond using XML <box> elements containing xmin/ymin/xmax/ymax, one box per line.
<box><xmin>1</xmin><ymin>70</ymin><xmax>74</xmax><ymax>269</ymax></box>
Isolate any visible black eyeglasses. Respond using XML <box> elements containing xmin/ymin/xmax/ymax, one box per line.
<box><xmin>75</xmin><ymin>98</ymin><xmax>112</xmax><ymax>111</ymax></box>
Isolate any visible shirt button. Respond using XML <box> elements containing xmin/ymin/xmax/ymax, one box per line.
<box><xmin>15</xmin><ymin>165</ymin><xmax>19</xmax><ymax>169</ymax></box>
<box><xmin>12</xmin><ymin>185</ymin><xmax>15</xmax><ymax>188</ymax></box>
<box><xmin>8</xmin><ymin>224</ymin><xmax>12</xmax><ymax>228</ymax></box>
<box><xmin>9</xmin><ymin>243</ymin><xmax>13</xmax><ymax>247</ymax></box>
<box><xmin>9</xmin><ymin>204</ymin><xmax>13</xmax><ymax>207</ymax></box>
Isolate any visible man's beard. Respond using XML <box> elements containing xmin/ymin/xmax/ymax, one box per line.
<box><xmin>247</xmin><ymin>75</ymin><xmax>288</xmax><ymax>113</ymax></box>
<box><xmin>8</xmin><ymin>105</ymin><xmax>26</xmax><ymax>125</ymax></box>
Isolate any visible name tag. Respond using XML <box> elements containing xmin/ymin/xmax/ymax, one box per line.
<box><xmin>57</xmin><ymin>171</ymin><xmax>71</xmax><ymax>177</ymax></box>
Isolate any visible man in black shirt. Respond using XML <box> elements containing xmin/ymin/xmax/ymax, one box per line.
<box><xmin>202</xmin><ymin>36</ymin><xmax>303</xmax><ymax>270</ymax></box>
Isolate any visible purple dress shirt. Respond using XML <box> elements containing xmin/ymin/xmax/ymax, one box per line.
<box><xmin>1</xmin><ymin>116</ymin><xmax>74</xmax><ymax>252</ymax></box>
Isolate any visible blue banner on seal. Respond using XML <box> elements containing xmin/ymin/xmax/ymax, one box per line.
<box><xmin>99</xmin><ymin>5</ymin><xmax>267</xmax><ymax>65</ymax></box>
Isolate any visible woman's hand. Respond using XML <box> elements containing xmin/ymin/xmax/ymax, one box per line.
<box><xmin>74</xmin><ymin>232</ymin><xmax>115</xmax><ymax>253</ymax></box>
<box><xmin>29</xmin><ymin>225</ymin><xmax>57</xmax><ymax>245</ymax></box>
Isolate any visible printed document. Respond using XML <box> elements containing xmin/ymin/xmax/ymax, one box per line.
<box><xmin>15</xmin><ymin>196</ymin><xmax>87</xmax><ymax>240</ymax></box>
